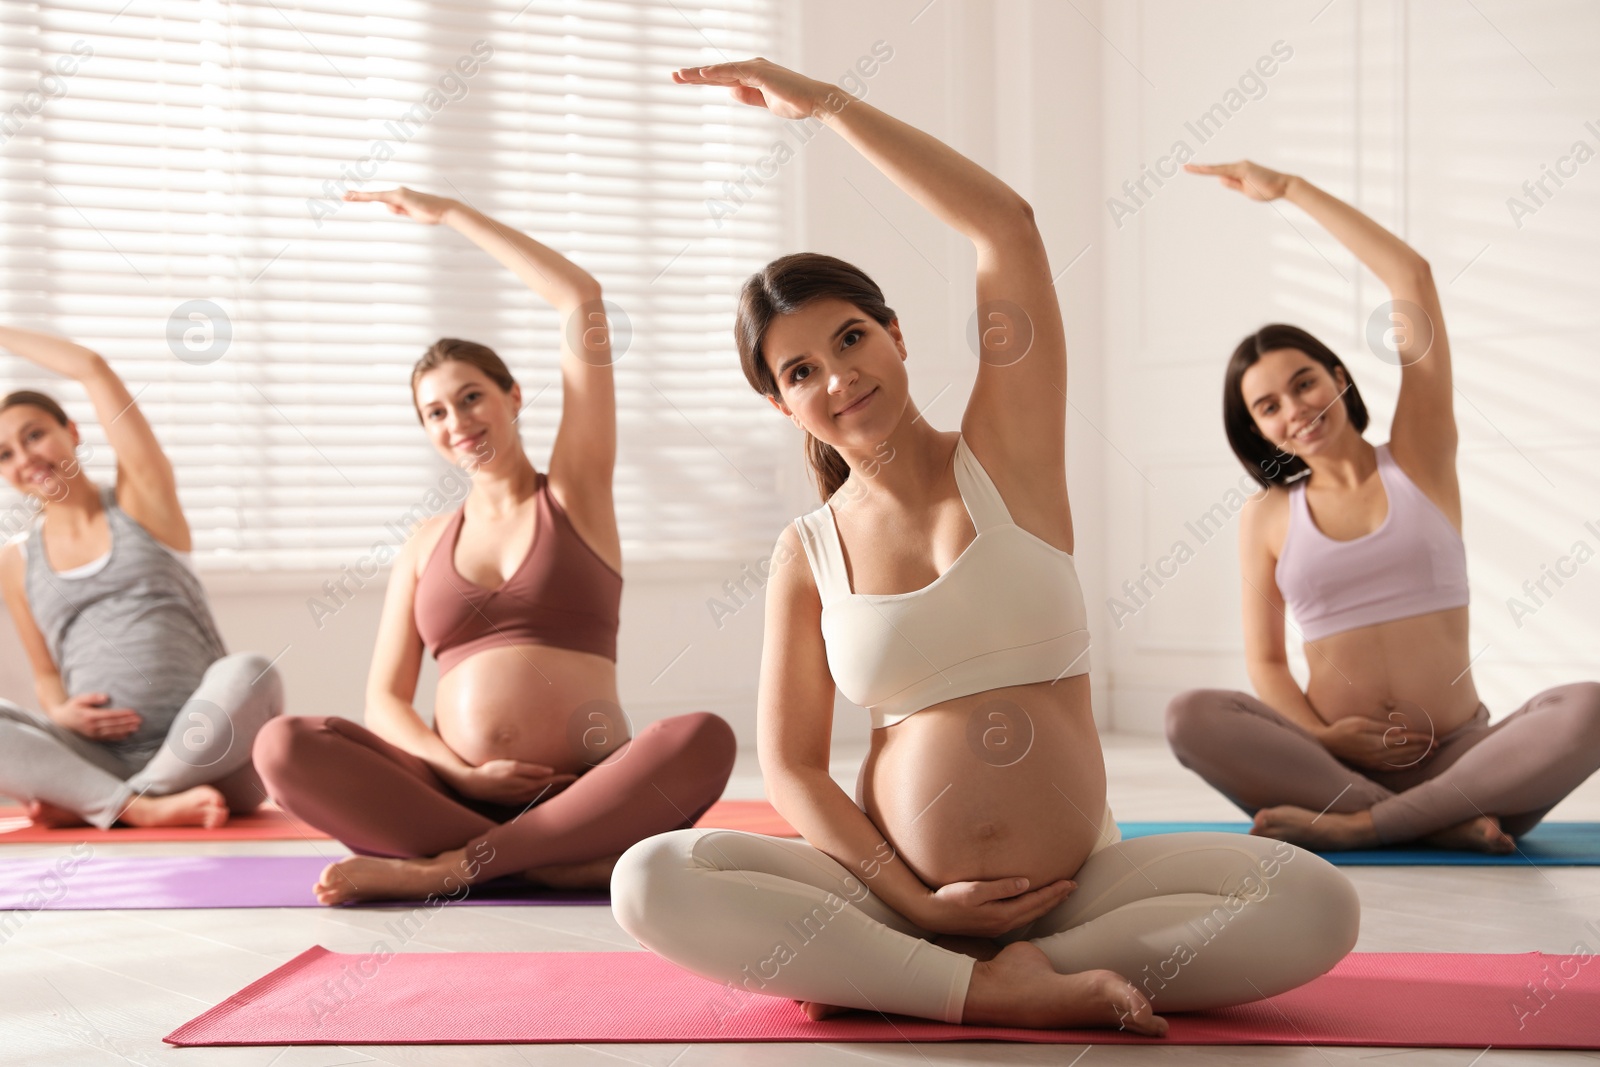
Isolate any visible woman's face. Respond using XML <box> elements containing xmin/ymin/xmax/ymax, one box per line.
<box><xmin>1239</xmin><ymin>347</ymin><xmax>1352</xmax><ymax>458</ymax></box>
<box><xmin>761</xmin><ymin>297</ymin><xmax>907</xmax><ymax>451</ymax></box>
<box><xmin>413</xmin><ymin>360</ymin><xmax>520</xmax><ymax>470</ymax></box>
<box><xmin>0</xmin><ymin>406</ymin><xmax>80</xmax><ymax>501</ymax></box>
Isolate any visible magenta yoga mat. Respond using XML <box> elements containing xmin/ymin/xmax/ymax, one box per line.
<box><xmin>166</xmin><ymin>946</ymin><xmax>1600</xmax><ymax>1048</ymax></box>
<box><xmin>0</xmin><ymin>854</ymin><xmax>606</xmax><ymax>909</ymax></box>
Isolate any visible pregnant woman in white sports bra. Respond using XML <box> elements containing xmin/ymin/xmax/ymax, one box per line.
<box><xmin>610</xmin><ymin>59</ymin><xmax>1360</xmax><ymax>1035</ymax></box>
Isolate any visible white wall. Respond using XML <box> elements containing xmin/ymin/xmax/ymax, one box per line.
<box><xmin>1099</xmin><ymin>0</ymin><xmax>1600</xmax><ymax>732</ymax></box>
<box><xmin>2</xmin><ymin>0</ymin><xmax>1102</xmax><ymax>754</ymax></box>
<box><xmin>6</xmin><ymin>0</ymin><xmax>1590</xmax><ymax>748</ymax></box>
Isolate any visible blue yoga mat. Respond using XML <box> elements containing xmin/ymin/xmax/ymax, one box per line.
<box><xmin>1117</xmin><ymin>821</ymin><xmax>1600</xmax><ymax>865</ymax></box>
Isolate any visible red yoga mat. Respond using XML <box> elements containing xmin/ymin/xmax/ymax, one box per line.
<box><xmin>0</xmin><ymin>798</ymin><xmax>795</xmax><ymax>845</ymax></box>
<box><xmin>0</xmin><ymin>804</ymin><xmax>331</xmax><ymax>843</ymax></box>
<box><xmin>166</xmin><ymin>947</ymin><xmax>1600</xmax><ymax>1048</ymax></box>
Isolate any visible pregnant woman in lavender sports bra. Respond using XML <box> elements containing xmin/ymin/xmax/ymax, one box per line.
<box><xmin>1166</xmin><ymin>160</ymin><xmax>1600</xmax><ymax>853</ymax></box>
<box><xmin>253</xmin><ymin>188</ymin><xmax>735</xmax><ymax>903</ymax></box>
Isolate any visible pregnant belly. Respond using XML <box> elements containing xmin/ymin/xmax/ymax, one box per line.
<box><xmin>1305</xmin><ymin>606</ymin><xmax>1483</xmax><ymax>737</ymax></box>
<box><xmin>860</xmin><ymin>674</ymin><xmax>1109</xmax><ymax>892</ymax></box>
<box><xmin>433</xmin><ymin>644</ymin><xmax>628</xmax><ymax>775</ymax></box>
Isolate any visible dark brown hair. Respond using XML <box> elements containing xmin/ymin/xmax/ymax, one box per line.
<box><xmin>735</xmin><ymin>253</ymin><xmax>897</xmax><ymax>500</ymax></box>
<box><xmin>1224</xmin><ymin>323</ymin><xmax>1369</xmax><ymax>489</ymax></box>
<box><xmin>0</xmin><ymin>390</ymin><xmax>71</xmax><ymax>427</ymax></box>
<box><xmin>410</xmin><ymin>338</ymin><xmax>516</xmax><ymax>422</ymax></box>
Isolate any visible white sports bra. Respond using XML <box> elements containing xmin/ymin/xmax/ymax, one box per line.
<box><xmin>794</xmin><ymin>435</ymin><xmax>1092</xmax><ymax>729</ymax></box>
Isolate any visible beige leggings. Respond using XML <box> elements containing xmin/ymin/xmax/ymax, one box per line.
<box><xmin>611</xmin><ymin>825</ymin><xmax>1360</xmax><ymax>1024</ymax></box>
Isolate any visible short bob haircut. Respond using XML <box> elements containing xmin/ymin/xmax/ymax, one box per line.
<box><xmin>1224</xmin><ymin>323</ymin><xmax>1368</xmax><ymax>490</ymax></box>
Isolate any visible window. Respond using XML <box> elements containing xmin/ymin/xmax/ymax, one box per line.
<box><xmin>0</xmin><ymin>0</ymin><xmax>789</xmax><ymax>570</ymax></box>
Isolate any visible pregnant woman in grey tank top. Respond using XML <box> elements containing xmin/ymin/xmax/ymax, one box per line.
<box><xmin>0</xmin><ymin>324</ymin><xmax>285</xmax><ymax>829</ymax></box>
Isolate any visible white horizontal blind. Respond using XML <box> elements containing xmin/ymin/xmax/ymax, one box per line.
<box><xmin>0</xmin><ymin>0</ymin><xmax>789</xmax><ymax>570</ymax></box>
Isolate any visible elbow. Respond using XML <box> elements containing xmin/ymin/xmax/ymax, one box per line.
<box><xmin>1001</xmin><ymin>193</ymin><xmax>1037</xmax><ymax>235</ymax></box>
<box><xmin>566</xmin><ymin>277</ymin><xmax>603</xmax><ymax>309</ymax></box>
<box><xmin>1398</xmin><ymin>256</ymin><xmax>1433</xmax><ymax>289</ymax></box>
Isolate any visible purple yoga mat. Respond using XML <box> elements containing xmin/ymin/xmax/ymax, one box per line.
<box><xmin>0</xmin><ymin>854</ymin><xmax>608</xmax><ymax>909</ymax></box>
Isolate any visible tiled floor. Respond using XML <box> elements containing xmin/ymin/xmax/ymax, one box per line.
<box><xmin>5</xmin><ymin>733</ymin><xmax>1600</xmax><ymax>1065</ymax></box>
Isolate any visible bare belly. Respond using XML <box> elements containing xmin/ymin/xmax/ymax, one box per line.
<box><xmin>1304</xmin><ymin>606</ymin><xmax>1482</xmax><ymax>738</ymax></box>
<box><xmin>433</xmin><ymin>644</ymin><xmax>628</xmax><ymax>775</ymax></box>
<box><xmin>859</xmin><ymin>674</ymin><xmax>1107</xmax><ymax>892</ymax></box>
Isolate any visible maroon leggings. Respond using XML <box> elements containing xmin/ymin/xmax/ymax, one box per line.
<box><xmin>253</xmin><ymin>711</ymin><xmax>736</xmax><ymax>883</ymax></box>
<box><xmin>1165</xmin><ymin>683</ymin><xmax>1600</xmax><ymax>844</ymax></box>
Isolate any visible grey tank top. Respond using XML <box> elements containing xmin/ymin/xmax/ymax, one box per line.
<box><xmin>25</xmin><ymin>485</ymin><xmax>227</xmax><ymax>753</ymax></box>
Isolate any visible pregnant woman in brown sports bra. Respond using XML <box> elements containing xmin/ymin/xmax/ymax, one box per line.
<box><xmin>253</xmin><ymin>187</ymin><xmax>735</xmax><ymax>903</ymax></box>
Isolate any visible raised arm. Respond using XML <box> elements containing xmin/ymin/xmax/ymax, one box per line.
<box><xmin>343</xmin><ymin>187</ymin><xmax>618</xmax><ymax>521</ymax></box>
<box><xmin>0</xmin><ymin>325</ymin><xmax>186</xmax><ymax>549</ymax></box>
<box><xmin>1187</xmin><ymin>162</ymin><xmax>1457</xmax><ymax>509</ymax></box>
<box><xmin>675</xmin><ymin>61</ymin><xmax>1069</xmax><ymax>536</ymax></box>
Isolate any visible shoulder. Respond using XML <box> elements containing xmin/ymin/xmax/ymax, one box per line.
<box><xmin>769</xmin><ymin>521</ymin><xmax>822</xmax><ymax>603</ymax></box>
<box><xmin>402</xmin><ymin>511</ymin><xmax>457</xmax><ymax>581</ymax></box>
<box><xmin>1240</xmin><ymin>482</ymin><xmax>1291</xmax><ymax>553</ymax></box>
<box><xmin>0</xmin><ymin>536</ymin><xmax>23</xmax><ymax>576</ymax></box>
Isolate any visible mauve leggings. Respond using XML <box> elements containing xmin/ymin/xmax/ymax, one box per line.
<box><xmin>1165</xmin><ymin>683</ymin><xmax>1600</xmax><ymax>844</ymax></box>
<box><xmin>252</xmin><ymin>710</ymin><xmax>735</xmax><ymax>883</ymax></box>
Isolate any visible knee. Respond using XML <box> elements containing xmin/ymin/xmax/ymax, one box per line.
<box><xmin>251</xmin><ymin>715</ymin><xmax>334</xmax><ymax>788</ymax></box>
<box><xmin>1164</xmin><ymin>689</ymin><xmax>1229</xmax><ymax>756</ymax></box>
<box><xmin>1564</xmin><ymin>681</ymin><xmax>1600</xmax><ymax>735</ymax></box>
<box><xmin>658</xmin><ymin>711</ymin><xmax>738</xmax><ymax>779</ymax></box>
<box><xmin>1269</xmin><ymin>845</ymin><xmax>1361</xmax><ymax>967</ymax></box>
<box><xmin>610</xmin><ymin>828</ymin><xmax>702</xmax><ymax>951</ymax></box>
<box><xmin>214</xmin><ymin>651</ymin><xmax>286</xmax><ymax>715</ymax></box>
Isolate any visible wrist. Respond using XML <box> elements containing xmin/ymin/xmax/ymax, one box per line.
<box><xmin>1281</xmin><ymin>173</ymin><xmax>1308</xmax><ymax>200</ymax></box>
<box><xmin>810</xmin><ymin>81</ymin><xmax>855</xmax><ymax>122</ymax></box>
<box><xmin>438</xmin><ymin>199</ymin><xmax>472</xmax><ymax>226</ymax></box>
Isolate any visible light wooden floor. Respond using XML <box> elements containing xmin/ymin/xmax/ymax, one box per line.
<box><xmin>5</xmin><ymin>733</ymin><xmax>1600</xmax><ymax>1065</ymax></box>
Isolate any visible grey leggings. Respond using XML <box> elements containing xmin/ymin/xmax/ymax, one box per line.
<box><xmin>0</xmin><ymin>652</ymin><xmax>285</xmax><ymax>828</ymax></box>
<box><xmin>1165</xmin><ymin>683</ymin><xmax>1600</xmax><ymax>844</ymax></box>
<box><xmin>613</xmin><ymin>827</ymin><xmax>1359</xmax><ymax>1024</ymax></box>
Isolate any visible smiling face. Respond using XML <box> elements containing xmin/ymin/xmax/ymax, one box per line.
<box><xmin>413</xmin><ymin>359</ymin><xmax>521</xmax><ymax>469</ymax></box>
<box><xmin>761</xmin><ymin>297</ymin><xmax>907</xmax><ymax>451</ymax></box>
<box><xmin>0</xmin><ymin>404</ymin><xmax>80</xmax><ymax>501</ymax></box>
<box><xmin>1239</xmin><ymin>347</ymin><xmax>1353</xmax><ymax>457</ymax></box>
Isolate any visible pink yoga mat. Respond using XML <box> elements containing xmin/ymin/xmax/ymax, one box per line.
<box><xmin>166</xmin><ymin>947</ymin><xmax>1600</xmax><ymax>1048</ymax></box>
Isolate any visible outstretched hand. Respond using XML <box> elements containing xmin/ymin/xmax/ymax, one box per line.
<box><xmin>343</xmin><ymin>186</ymin><xmax>457</xmax><ymax>224</ymax></box>
<box><xmin>1184</xmin><ymin>160</ymin><xmax>1291</xmax><ymax>202</ymax></box>
<box><xmin>671</xmin><ymin>58</ymin><xmax>839</xmax><ymax>121</ymax></box>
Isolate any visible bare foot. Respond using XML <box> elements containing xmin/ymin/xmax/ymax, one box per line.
<box><xmin>962</xmin><ymin>941</ymin><xmax>1167</xmax><ymax>1035</ymax></box>
<box><xmin>795</xmin><ymin>998</ymin><xmax>852</xmax><ymax>1021</ymax></box>
<box><xmin>314</xmin><ymin>850</ymin><xmax>474</xmax><ymax>906</ymax></box>
<box><xmin>120</xmin><ymin>786</ymin><xmax>229</xmax><ymax>829</ymax></box>
<box><xmin>1421</xmin><ymin>814</ymin><xmax>1516</xmax><ymax>854</ymax></box>
<box><xmin>1250</xmin><ymin>805</ymin><xmax>1379</xmax><ymax>850</ymax></box>
<box><xmin>520</xmin><ymin>851</ymin><xmax>624</xmax><ymax>890</ymax></box>
<box><xmin>24</xmin><ymin>799</ymin><xmax>89</xmax><ymax>828</ymax></box>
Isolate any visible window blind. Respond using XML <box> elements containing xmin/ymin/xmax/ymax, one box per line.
<box><xmin>0</xmin><ymin>0</ymin><xmax>789</xmax><ymax>570</ymax></box>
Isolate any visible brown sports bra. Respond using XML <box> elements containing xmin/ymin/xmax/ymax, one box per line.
<box><xmin>413</xmin><ymin>471</ymin><xmax>621</xmax><ymax>674</ymax></box>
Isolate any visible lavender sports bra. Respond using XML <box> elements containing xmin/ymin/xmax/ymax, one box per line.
<box><xmin>1274</xmin><ymin>442</ymin><xmax>1469</xmax><ymax>642</ymax></box>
